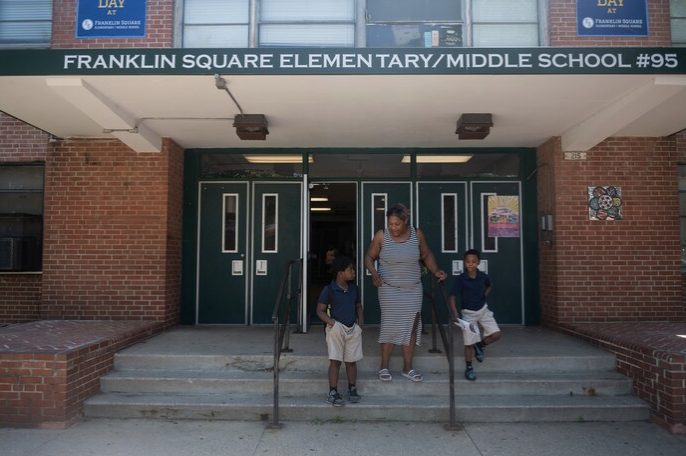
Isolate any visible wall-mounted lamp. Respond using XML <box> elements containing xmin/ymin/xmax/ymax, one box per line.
<box><xmin>456</xmin><ymin>113</ymin><xmax>493</xmax><ymax>140</ymax></box>
<box><xmin>233</xmin><ymin>114</ymin><xmax>269</xmax><ymax>140</ymax></box>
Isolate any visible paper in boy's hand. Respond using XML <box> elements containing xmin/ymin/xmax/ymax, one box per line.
<box><xmin>453</xmin><ymin>318</ymin><xmax>481</xmax><ymax>337</ymax></box>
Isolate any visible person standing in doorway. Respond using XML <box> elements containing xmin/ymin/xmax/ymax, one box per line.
<box><xmin>364</xmin><ymin>203</ymin><xmax>447</xmax><ymax>383</ymax></box>
<box><xmin>449</xmin><ymin>248</ymin><xmax>502</xmax><ymax>381</ymax></box>
<box><xmin>316</xmin><ymin>255</ymin><xmax>364</xmax><ymax>406</ymax></box>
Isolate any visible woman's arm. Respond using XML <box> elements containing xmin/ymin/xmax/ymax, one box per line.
<box><xmin>364</xmin><ymin>230</ymin><xmax>384</xmax><ymax>287</ymax></box>
<box><xmin>416</xmin><ymin>228</ymin><xmax>447</xmax><ymax>281</ymax></box>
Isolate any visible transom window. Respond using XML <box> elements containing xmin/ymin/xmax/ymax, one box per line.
<box><xmin>0</xmin><ymin>0</ymin><xmax>52</xmax><ymax>48</ymax></box>
<box><xmin>181</xmin><ymin>0</ymin><xmax>541</xmax><ymax>48</ymax></box>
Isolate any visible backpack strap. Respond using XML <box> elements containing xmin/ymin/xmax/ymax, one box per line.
<box><xmin>326</xmin><ymin>282</ymin><xmax>334</xmax><ymax>317</ymax></box>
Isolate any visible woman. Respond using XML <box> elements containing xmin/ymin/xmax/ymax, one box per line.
<box><xmin>364</xmin><ymin>203</ymin><xmax>447</xmax><ymax>382</ymax></box>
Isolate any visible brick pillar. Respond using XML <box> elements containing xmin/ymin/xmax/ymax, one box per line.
<box><xmin>41</xmin><ymin>138</ymin><xmax>183</xmax><ymax>325</ymax></box>
<box><xmin>538</xmin><ymin>136</ymin><xmax>685</xmax><ymax>326</ymax></box>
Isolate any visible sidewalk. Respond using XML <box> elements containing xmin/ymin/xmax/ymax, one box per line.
<box><xmin>2</xmin><ymin>418</ymin><xmax>685</xmax><ymax>456</ymax></box>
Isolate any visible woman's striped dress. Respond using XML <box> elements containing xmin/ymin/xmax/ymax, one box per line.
<box><xmin>377</xmin><ymin>226</ymin><xmax>423</xmax><ymax>346</ymax></box>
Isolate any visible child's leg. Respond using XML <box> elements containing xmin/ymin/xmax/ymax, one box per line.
<box><xmin>463</xmin><ymin>344</ymin><xmax>473</xmax><ymax>362</ymax></box>
<box><xmin>344</xmin><ymin>361</ymin><xmax>357</xmax><ymax>385</ymax></box>
<box><xmin>482</xmin><ymin>331</ymin><xmax>501</xmax><ymax>346</ymax></box>
<box><xmin>328</xmin><ymin>360</ymin><xmax>342</xmax><ymax>389</ymax></box>
<box><xmin>478</xmin><ymin>306</ymin><xmax>501</xmax><ymax>347</ymax></box>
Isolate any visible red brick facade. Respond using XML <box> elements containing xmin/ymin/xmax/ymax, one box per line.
<box><xmin>40</xmin><ymin>139</ymin><xmax>183</xmax><ymax>326</ymax></box>
<box><xmin>537</xmin><ymin>136</ymin><xmax>686</xmax><ymax>326</ymax></box>
<box><xmin>0</xmin><ymin>320</ymin><xmax>164</xmax><ymax>429</ymax></box>
<box><xmin>1</xmin><ymin>0</ymin><xmax>685</xmax><ymax>431</ymax></box>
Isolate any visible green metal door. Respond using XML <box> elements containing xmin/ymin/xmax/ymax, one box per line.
<box><xmin>360</xmin><ymin>182</ymin><xmax>412</xmax><ymax>325</ymax></box>
<box><xmin>416</xmin><ymin>182</ymin><xmax>469</xmax><ymax>323</ymax></box>
<box><xmin>197</xmin><ymin>182</ymin><xmax>249</xmax><ymax>324</ymax></box>
<box><xmin>470</xmin><ymin>182</ymin><xmax>524</xmax><ymax>325</ymax></box>
<box><xmin>251</xmin><ymin>182</ymin><xmax>303</xmax><ymax>325</ymax></box>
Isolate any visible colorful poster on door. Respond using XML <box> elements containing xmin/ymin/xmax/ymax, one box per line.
<box><xmin>487</xmin><ymin>195</ymin><xmax>520</xmax><ymax>238</ymax></box>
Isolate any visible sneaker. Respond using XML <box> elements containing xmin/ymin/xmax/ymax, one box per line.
<box><xmin>326</xmin><ymin>390</ymin><xmax>344</xmax><ymax>407</ymax></box>
<box><xmin>465</xmin><ymin>366</ymin><xmax>476</xmax><ymax>381</ymax></box>
<box><xmin>473</xmin><ymin>343</ymin><xmax>485</xmax><ymax>363</ymax></box>
<box><xmin>347</xmin><ymin>387</ymin><xmax>361</xmax><ymax>403</ymax></box>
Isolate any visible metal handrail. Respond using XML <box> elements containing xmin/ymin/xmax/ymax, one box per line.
<box><xmin>425</xmin><ymin>277</ymin><xmax>462</xmax><ymax>431</ymax></box>
<box><xmin>269</xmin><ymin>258</ymin><xmax>303</xmax><ymax>429</ymax></box>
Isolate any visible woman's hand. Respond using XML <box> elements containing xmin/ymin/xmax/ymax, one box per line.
<box><xmin>434</xmin><ymin>270</ymin><xmax>447</xmax><ymax>282</ymax></box>
<box><xmin>370</xmin><ymin>271</ymin><xmax>384</xmax><ymax>287</ymax></box>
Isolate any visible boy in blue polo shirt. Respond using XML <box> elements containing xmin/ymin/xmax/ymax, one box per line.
<box><xmin>449</xmin><ymin>249</ymin><xmax>502</xmax><ymax>381</ymax></box>
<box><xmin>316</xmin><ymin>255</ymin><xmax>364</xmax><ymax>406</ymax></box>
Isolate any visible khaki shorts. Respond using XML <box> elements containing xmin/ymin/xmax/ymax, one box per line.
<box><xmin>325</xmin><ymin>322</ymin><xmax>363</xmax><ymax>363</ymax></box>
<box><xmin>461</xmin><ymin>305</ymin><xmax>499</xmax><ymax>346</ymax></box>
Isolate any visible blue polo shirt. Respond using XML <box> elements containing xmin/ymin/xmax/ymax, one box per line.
<box><xmin>317</xmin><ymin>280</ymin><xmax>360</xmax><ymax>327</ymax></box>
<box><xmin>450</xmin><ymin>270</ymin><xmax>491</xmax><ymax>312</ymax></box>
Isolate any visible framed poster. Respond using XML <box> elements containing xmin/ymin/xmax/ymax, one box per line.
<box><xmin>77</xmin><ymin>0</ymin><xmax>147</xmax><ymax>38</ymax></box>
<box><xmin>577</xmin><ymin>0</ymin><xmax>648</xmax><ymax>37</ymax></box>
<box><xmin>487</xmin><ymin>195</ymin><xmax>520</xmax><ymax>238</ymax></box>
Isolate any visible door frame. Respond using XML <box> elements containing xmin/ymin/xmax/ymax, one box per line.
<box><xmin>195</xmin><ymin>181</ymin><xmax>250</xmax><ymax>325</ymax></box>
<box><xmin>469</xmin><ymin>180</ymin><xmax>525</xmax><ymax>325</ymax></box>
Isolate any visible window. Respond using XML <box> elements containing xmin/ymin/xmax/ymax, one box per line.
<box><xmin>181</xmin><ymin>0</ymin><xmax>543</xmax><ymax>48</ymax></box>
<box><xmin>679</xmin><ymin>164</ymin><xmax>686</xmax><ymax>271</ymax></box>
<box><xmin>259</xmin><ymin>0</ymin><xmax>356</xmax><ymax>47</ymax></box>
<box><xmin>672</xmin><ymin>0</ymin><xmax>686</xmax><ymax>47</ymax></box>
<box><xmin>0</xmin><ymin>164</ymin><xmax>44</xmax><ymax>272</ymax></box>
<box><xmin>0</xmin><ymin>0</ymin><xmax>52</xmax><ymax>48</ymax></box>
<box><xmin>183</xmin><ymin>0</ymin><xmax>250</xmax><ymax>48</ymax></box>
<box><xmin>366</xmin><ymin>0</ymin><xmax>463</xmax><ymax>47</ymax></box>
<box><xmin>222</xmin><ymin>194</ymin><xmax>238</xmax><ymax>252</ymax></box>
<box><xmin>262</xmin><ymin>194</ymin><xmax>278</xmax><ymax>252</ymax></box>
<box><xmin>472</xmin><ymin>0</ymin><xmax>539</xmax><ymax>47</ymax></box>
<box><xmin>442</xmin><ymin>193</ymin><xmax>458</xmax><ymax>252</ymax></box>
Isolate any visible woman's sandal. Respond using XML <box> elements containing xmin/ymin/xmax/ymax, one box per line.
<box><xmin>378</xmin><ymin>368</ymin><xmax>393</xmax><ymax>382</ymax></box>
<box><xmin>401</xmin><ymin>369</ymin><xmax>423</xmax><ymax>382</ymax></box>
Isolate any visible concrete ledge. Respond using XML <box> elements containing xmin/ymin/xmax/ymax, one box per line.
<box><xmin>556</xmin><ymin>322</ymin><xmax>686</xmax><ymax>434</ymax></box>
<box><xmin>0</xmin><ymin>320</ymin><xmax>165</xmax><ymax>429</ymax></box>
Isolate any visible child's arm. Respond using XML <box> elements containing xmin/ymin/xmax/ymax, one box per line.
<box><xmin>316</xmin><ymin>301</ymin><xmax>336</xmax><ymax>327</ymax></box>
<box><xmin>355</xmin><ymin>302</ymin><xmax>364</xmax><ymax>327</ymax></box>
<box><xmin>448</xmin><ymin>295</ymin><xmax>459</xmax><ymax>321</ymax></box>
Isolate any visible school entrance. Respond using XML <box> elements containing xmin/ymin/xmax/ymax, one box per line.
<box><xmin>181</xmin><ymin>150</ymin><xmax>539</xmax><ymax>327</ymax></box>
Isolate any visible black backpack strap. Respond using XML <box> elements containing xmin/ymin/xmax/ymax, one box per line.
<box><xmin>326</xmin><ymin>282</ymin><xmax>334</xmax><ymax>317</ymax></box>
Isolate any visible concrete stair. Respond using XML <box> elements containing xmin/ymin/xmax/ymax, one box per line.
<box><xmin>84</xmin><ymin>329</ymin><xmax>651</xmax><ymax>424</ymax></box>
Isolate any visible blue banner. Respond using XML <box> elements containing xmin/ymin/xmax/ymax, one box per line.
<box><xmin>76</xmin><ymin>0</ymin><xmax>147</xmax><ymax>38</ymax></box>
<box><xmin>577</xmin><ymin>0</ymin><xmax>648</xmax><ymax>37</ymax></box>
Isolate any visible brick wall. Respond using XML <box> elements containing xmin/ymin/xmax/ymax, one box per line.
<box><xmin>0</xmin><ymin>114</ymin><xmax>47</xmax><ymax>324</ymax></box>
<box><xmin>559</xmin><ymin>322</ymin><xmax>686</xmax><ymax>434</ymax></box>
<box><xmin>51</xmin><ymin>0</ymin><xmax>174</xmax><ymax>49</ymax></box>
<box><xmin>537</xmin><ymin>136</ymin><xmax>685</xmax><ymax>325</ymax></box>
<box><xmin>0</xmin><ymin>320</ymin><xmax>164</xmax><ymax>428</ymax></box>
<box><xmin>40</xmin><ymin>138</ymin><xmax>182</xmax><ymax>325</ymax></box>
<box><xmin>549</xmin><ymin>0</ymin><xmax>673</xmax><ymax>46</ymax></box>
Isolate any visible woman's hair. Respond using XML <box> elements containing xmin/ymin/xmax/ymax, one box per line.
<box><xmin>386</xmin><ymin>203</ymin><xmax>409</xmax><ymax>222</ymax></box>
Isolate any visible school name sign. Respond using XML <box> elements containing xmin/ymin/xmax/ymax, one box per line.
<box><xmin>2</xmin><ymin>48</ymin><xmax>685</xmax><ymax>76</ymax></box>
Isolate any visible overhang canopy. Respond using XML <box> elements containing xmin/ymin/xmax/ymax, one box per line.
<box><xmin>1</xmin><ymin>47</ymin><xmax>685</xmax><ymax>152</ymax></box>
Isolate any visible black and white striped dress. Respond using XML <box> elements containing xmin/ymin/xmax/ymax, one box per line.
<box><xmin>377</xmin><ymin>226</ymin><xmax>423</xmax><ymax>346</ymax></box>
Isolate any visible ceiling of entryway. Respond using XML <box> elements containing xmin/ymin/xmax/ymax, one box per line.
<box><xmin>1</xmin><ymin>73</ymin><xmax>685</xmax><ymax>152</ymax></box>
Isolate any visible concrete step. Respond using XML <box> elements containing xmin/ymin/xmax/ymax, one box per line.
<box><xmin>85</xmin><ymin>327</ymin><xmax>651</xmax><ymax>424</ymax></box>
<box><xmin>99</xmin><ymin>369</ymin><xmax>635</xmax><ymax>397</ymax></box>
<box><xmin>84</xmin><ymin>392</ymin><xmax>651</xmax><ymax>423</ymax></box>
<box><xmin>113</xmin><ymin>352</ymin><xmax>618</xmax><ymax>374</ymax></box>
